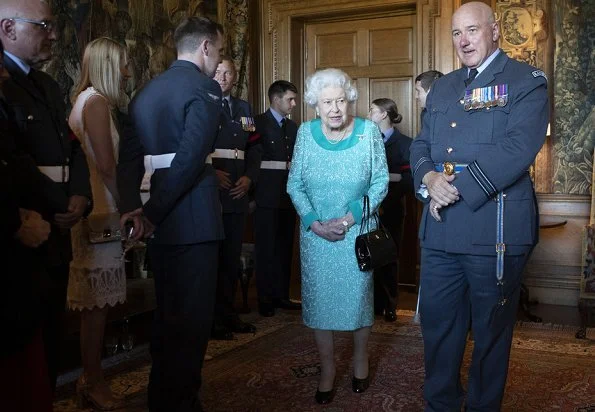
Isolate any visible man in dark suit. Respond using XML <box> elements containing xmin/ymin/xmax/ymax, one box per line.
<box><xmin>409</xmin><ymin>2</ymin><xmax>548</xmax><ymax>410</ymax></box>
<box><xmin>119</xmin><ymin>17</ymin><xmax>225</xmax><ymax>411</ymax></box>
<box><xmin>210</xmin><ymin>56</ymin><xmax>259</xmax><ymax>339</ymax></box>
<box><xmin>0</xmin><ymin>0</ymin><xmax>91</xmax><ymax>390</ymax></box>
<box><xmin>253</xmin><ymin>80</ymin><xmax>301</xmax><ymax>317</ymax></box>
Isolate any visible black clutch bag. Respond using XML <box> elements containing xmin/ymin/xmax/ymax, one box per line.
<box><xmin>355</xmin><ymin>195</ymin><xmax>398</xmax><ymax>272</ymax></box>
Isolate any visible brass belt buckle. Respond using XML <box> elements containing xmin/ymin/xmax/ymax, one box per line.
<box><xmin>443</xmin><ymin>162</ymin><xmax>455</xmax><ymax>176</ymax></box>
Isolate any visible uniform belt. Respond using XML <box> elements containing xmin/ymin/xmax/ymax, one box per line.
<box><xmin>434</xmin><ymin>162</ymin><xmax>469</xmax><ymax>175</ymax></box>
<box><xmin>140</xmin><ymin>152</ymin><xmax>215</xmax><ymax>203</ymax></box>
<box><xmin>140</xmin><ymin>153</ymin><xmax>176</xmax><ymax>203</ymax></box>
<box><xmin>210</xmin><ymin>148</ymin><xmax>245</xmax><ymax>160</ymax></box>
<box><xmin>261</xmin><ymin>160</ymin><xmax>291</xmax><ymax>170</ymax></box>
<box><xmin>388</xmin><ymin>173</ymin><xmax>402</xmax><ymax>182</ymax></box>
<box><xmin>38</xmin><ymin>165</ymin><xmax>69</xmax><ymax>183</ymax></box>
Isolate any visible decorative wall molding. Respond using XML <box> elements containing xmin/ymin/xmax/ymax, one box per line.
<box><xmin>495</xmin><ymin>0</ymin><xmax>548</xmax><ymax>67</ymax></box>
<box><xmin>525</xmin><ymin>194</ymin><xmax>590</xmax><ymax>306</ymax></box>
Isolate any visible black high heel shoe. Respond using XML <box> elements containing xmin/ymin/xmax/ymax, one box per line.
<box><xmin>352</xmin><ymin>375</ymin><xmax>370</xmax><ymax>393</ymax></box>
<box><xmin>315</xmin><ymin>388</ymin><xmax>335</xmax><ymax>404</ymax></box>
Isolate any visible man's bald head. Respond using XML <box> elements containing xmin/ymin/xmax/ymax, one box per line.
<box><xmin>451</xmin><ymin>1</ymin><xmax>499</xmax><ymax>69</ymax></box>
<box><xmin>0</xmin><ymin>0</ymin><xmax>56</xmax><ymax>66</ymax></box>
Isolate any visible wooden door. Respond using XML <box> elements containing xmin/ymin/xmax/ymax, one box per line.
<box><xmin>305</xmin><ymin>14</ymin><xmax>416</xmax><ymax>136</ymax></box>
<box><xmin>305</xmin><ymin>14</ymin><xmax>419</xmax><ymax>287</ymax></box>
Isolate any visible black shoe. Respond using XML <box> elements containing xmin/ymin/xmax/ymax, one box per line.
<box><xmin>315</xmin><ymin>388</ymin><xmax>335</xmax><ymax>404</ymax></box>
<box><xmin>227</xmin><ymin>317</ymin><xmax>256</xmax><ymax>334</ymax></box>
<box><xmin>210</xmin><ymin>323</ymin><xmax>234</xmax><ymax>340</ymax></box>
<box><xmin>273</xmin><ymin>298</ymin><xmax>302</xmax><ymax>310</ymax></box>
<box><xmin>352</xmin><ymin>376</ymin><xmax>370</xmax><ymax>393</ymax></box>
<box><xmin>384</xmin><ymin>309</ymin><xmax>397</xmax><ymax>322</ymax></box>
<box><xmin>258</xmin><ymin>300</ymin><xmax>275</xmax><ymax>317</ymax></box>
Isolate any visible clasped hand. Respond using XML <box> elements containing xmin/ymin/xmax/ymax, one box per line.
<box><xmin>310</xmin><ymin>213</ymin><xmax>355</xmax><ymax>242</ymax></box>
<box><xmin>216</xmin><ymin>170</ymin><xmax>251</xmax><ymax>199</ymax></box>
<box><xmin>423</xmin><ymin>171</ymin><xmax>460</xmax><ymax>222</ymax></box>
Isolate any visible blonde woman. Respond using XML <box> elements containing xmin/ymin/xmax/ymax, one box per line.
<box><xmin>67</xmin><ymin>37</ymin><xmax>130</xmax><ymax>410</ymax></box>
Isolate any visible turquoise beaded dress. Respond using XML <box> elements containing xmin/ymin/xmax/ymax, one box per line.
<box><xmin>287</xmin><ymin>117</ymin><xmax>388</xmax><ymax>330</ymax></box>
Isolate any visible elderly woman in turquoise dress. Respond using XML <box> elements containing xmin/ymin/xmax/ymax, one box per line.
<box><xmin>287</xmin><ymin>68</ymin><xmax>388</xmax><ymax>404</ymax></box>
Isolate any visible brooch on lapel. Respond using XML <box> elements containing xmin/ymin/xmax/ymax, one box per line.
<box><xmin>240</xmin><ymin>116</ymin><xmax>255</xmax><ymax>132</ymax></box>
<box><xmin>464</xmin><ymin>84</ymin><xmax>508</xmax><ymax>111</ymax></box>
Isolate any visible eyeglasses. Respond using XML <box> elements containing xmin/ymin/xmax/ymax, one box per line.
<box><xmin>10</xmin><ymin>17</ymin><xmax>55</xmax><ymax>33</ymax></box>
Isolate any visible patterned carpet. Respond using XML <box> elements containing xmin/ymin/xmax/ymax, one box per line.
<box><xmin>54</xmin><ymin>310</ymin><xmax>595</xmax><ymax>412</ymax></box>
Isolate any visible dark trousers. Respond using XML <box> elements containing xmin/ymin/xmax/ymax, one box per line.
<box><xmin>147</xmin><ymin>241</ymin><xmax>219</xmax><ymax>412</ymax></box>
<box><xmin>214</xmin><ymin>212</ymin><xmax>246</xmax><ymax>320</ymax></box>
<box><xmin>42</xmin><ymin>263</ymin><xmax>69</xmax><ymax>391</ymax></box>
<box><xmin>0</xmin><ymin>329</ymin><xmax>53</xmax><ymax>412</ymax></box>
<box><xmin>374</xmin><ymin>209</ymin><xmax>404</xmax><ymax>312</ymax></box>
<box><xmin>254</xmin><ymin>207</ymin><xmax>296</xmax><ymax>300</ymax></box>
<box><xmin>420</xmin><ymin>248</ymin><xmax>529</xmax><ymax>412</ymax></box>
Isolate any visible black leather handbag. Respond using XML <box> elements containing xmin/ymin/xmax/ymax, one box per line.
<box><xmin>355</xmin><ymin>195</ymin><xmax>398</xmax><ymax>271</ymax></box>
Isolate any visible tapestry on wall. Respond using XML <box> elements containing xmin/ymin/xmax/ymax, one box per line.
<box><xmin>46</xmin><ymin>0</ymin><xmax>249</xmax><ymax>110</ymax></box>
<box><xmin>552</xmin><ymin>0</ymin><xmax>595</xmax><ymax>195</ymax></box>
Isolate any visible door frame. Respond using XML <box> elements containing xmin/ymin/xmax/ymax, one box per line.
<box><xmin>256</xmin><ymin>0</ymin><xmax>457</xmax><ymax>127</ymax></box>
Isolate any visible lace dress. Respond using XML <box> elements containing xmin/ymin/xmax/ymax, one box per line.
<box><xmin>67</xmin><ymin>87</ymin><xmax>126</xmax><ymax>311</ymax></box>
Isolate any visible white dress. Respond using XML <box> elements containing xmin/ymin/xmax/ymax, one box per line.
<box><xmin>67</xmin><ymin>87</ymin><xmax>126</xmax><ymax>311</ymax></box>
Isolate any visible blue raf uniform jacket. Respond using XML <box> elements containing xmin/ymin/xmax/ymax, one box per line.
<box><xmin>214</xmin><ymin>96</ymin><xmax>262</xmax><ymax>213</ymax></box>
<box><xmin>410</xmin><ymin>50</ymin><xmax>549</xmax><ymax>256</ymax></box>
<box><xmin>126</xmin><ymin>60</ymin><xmax>225</xmax><ymax>245</ymax></box>
<box><xmin>253</xmin><ymin>109</ymin><xmax>298</xmax><ymax>209</ymax></box>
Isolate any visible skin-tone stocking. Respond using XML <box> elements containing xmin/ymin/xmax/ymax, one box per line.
<box><xmin>79</xmin><ymin>307</ymin><xmax>119</xmax><ymax>403</ymax></box>
<box><xmin>352</xmin><ymin>326</ymin><xmax>371</xmax><ymax>379</ymax></box>
<box><xmin>314</xmin><ymin>329</ymin><xmax>336</xmax><ymax>391</ymax></box>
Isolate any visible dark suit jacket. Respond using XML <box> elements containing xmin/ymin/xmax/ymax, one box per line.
<box><xmin>122</xmin><ymin>60</ymin><xmax>224</xmax><ymax>245</ymax></box>
<box><xmin>2</xmin><ymin>53</ymin><xmax>91</xmax><ymax>266</ymax></box>
<box><xmin>382</xmin><ymin>128</ymin><xmax>413</xmax><ymax>217</ymax></box>
<box><xmin>410</xmin><ymin>50</ymin><xmax>549</xmax><ymax>256</ymax></box>
<box><xmin>116</xmin><ymin>109</ymin><xmax>144</xmax><ymax>214</ymax></box>
<box><xmin>253</xmin><ymin>109</ymin><xmax>298</xmax><ymax>209</ymax></box>
<box><xmin>214</xmin><ymin>96</ymin><xmax>262</xmax><ymax>213</ymax></box>
<box><xmin>0</xmin><ymin>95</ymin><xmax>69</xmax><ymax>357</ymax></box>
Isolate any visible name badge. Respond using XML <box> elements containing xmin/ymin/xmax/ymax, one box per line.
<box><xmin>464</xmin><ymin>84</ymin><xmax>508</xmax><ymax>111</ymax></box>
<box><xmin>240</xmin><ymin>116</ymin><xmax>256</xmax><ymax>132</ymax></box>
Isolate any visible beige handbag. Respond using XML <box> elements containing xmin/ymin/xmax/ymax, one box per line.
<box><xmin>86</xmin><ymin>213</ymin><xmax>122</xmax><ymax>244</ymax></box>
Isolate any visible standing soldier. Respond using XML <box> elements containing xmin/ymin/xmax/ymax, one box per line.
<box><xmin>253</xmin><ymin>80</ymin><xmax>302</xmax><ymax>317</ymax></box>
<box><xmin>0</xmin><ymin>0</ymin><xmax>91</xmax><ymax>390</ymax></box>
<box><xmin>410</xmin><ymin>2</ymin><xmax>548</xmax><ymax>410</ymax></box>
<box><xmin>211</xmin><ymin>55</ymin><xmax>259</xmax><ymax>339</ymax></box>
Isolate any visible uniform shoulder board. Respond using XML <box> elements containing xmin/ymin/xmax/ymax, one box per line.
<box><xmin>532</xmin><ymin>70</ymin><xmax>547</xmax><ymax>80</ymax></box>
<box><xmin>207</xmin><ymin>92</ymin><xmax>220</xmax><ymax>101</ymax></box>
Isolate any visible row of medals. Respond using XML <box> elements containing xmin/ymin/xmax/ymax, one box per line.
<box><xmin>464</xmin><ymin>84</ymin><xmax>508</xmax><ymax>111</ymax></box>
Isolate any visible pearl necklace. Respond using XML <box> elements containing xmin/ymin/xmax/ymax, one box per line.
<box><xmin>323</xmin><ymin>123</ymin><xmax>350</xmax><ymax>144</ymax></box>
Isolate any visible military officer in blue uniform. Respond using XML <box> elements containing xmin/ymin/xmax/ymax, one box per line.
<box><xmin>211</xmin><ymin>56</ymin><xmax>259</xmax><ymax>338</ymax></box>
<box><xmin>253</xmin><ymin>80</ymin><xmax>301</xmax><ymax>317</ymax></box>
<box><xmin>0</xmin><ymin>0</ymin><xmax>91</xmax><ymax>391</ymax></box>
<box><xmin>409</xmin><ymin>2</ymin><xmax>549</xmax><ymax>410</ymax></box>
<box><xmin>119</xmin><ymin>17</ymin><xmax>225</xmax><ymax>411</ymax></box>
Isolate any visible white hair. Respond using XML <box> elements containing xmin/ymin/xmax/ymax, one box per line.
<box><xmin>304</xmin><ymin>68</ymin><xmax>358</xmax><ymax>107</ymax></box>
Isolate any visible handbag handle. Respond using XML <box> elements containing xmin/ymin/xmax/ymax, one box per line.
<box><xmin>359</xmin><ymin>195</ymin><xmax>381</xmax><ymax>236</ymax></box>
